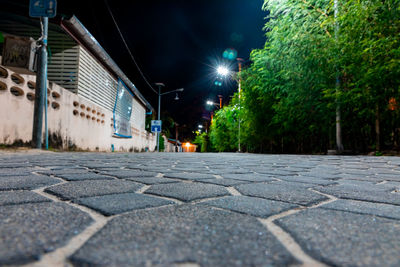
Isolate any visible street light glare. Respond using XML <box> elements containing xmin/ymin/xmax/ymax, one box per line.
<box><xmin>206</xmin><ymin>101</ymin><xmax>213</xmax><ymax>105</ymax></box>
<box><xmin>217</xmin><ymin>66</ymin><xmax>229</xmax><ymax>76</ymax></box>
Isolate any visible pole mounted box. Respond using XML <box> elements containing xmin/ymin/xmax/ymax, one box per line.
<box><xmin>29</xmin><ymin>0</ymin><xmax>57</xmax><ymax>18</ymax></box>
<box><xmin>1</xmin><ymin>35</ymin><xmax>36</xmax><ymax>72</ymax></box>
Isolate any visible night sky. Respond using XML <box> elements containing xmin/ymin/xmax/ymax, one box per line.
<box><xmin>4</xmin><ymin>0</ymin><xmax>267</xmax><ymax>138</ymax></box>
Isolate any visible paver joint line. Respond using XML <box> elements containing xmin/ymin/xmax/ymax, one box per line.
<box><xmin>227</xmin><ymin>186</ymin><xmax>242</xmax><ymax>196</ymax></box>
<box><xmin>254</xmin><ymin>188</ymin><xmax>339</xmax><ymax>266</ymax></box>
<box><xmin>28</xmin><ymin>183</ymin><xmax>112</xmax><ymax>267</ymax></box>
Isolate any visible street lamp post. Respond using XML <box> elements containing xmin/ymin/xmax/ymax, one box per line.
<box><xmin>237</xmin><ymin>58</ymin><xmax>243</xmax><ymax>153</ymax></box>
<box><xmin>215</xmin><ymin>58</ymin><xmax>243</xmax><ymax>152</ymax></box>
<box><xmin>155</xmin><ymin>83</ymin><xmax>184</xmax><ymax>152</ymax></box>
<box><xmin>334</xmin><ymin>0</ymin><xmax>344</xmax><ymax>153</ymax></box>
<box><xmin>155</xmin><ymin>83</ymin><xmax>164</xmax><ymax>152</ymax></box>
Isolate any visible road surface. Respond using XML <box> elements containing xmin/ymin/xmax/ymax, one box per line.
<box><xmin>0</xmin><ymin>151</ymin><xmax>399</xmax><ymax>266</ymax></box>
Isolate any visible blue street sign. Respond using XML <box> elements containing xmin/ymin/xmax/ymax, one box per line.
<box><xmin>151</xmin><ymin>125</ymin><xmax>161</xmax><ymax>133</ymax></box>
<box><xmin>29</xmin><ymin>0</ymin><xmax>57</xmax><ymax>18</ymax></box>
<box><xmin>151</xmin><ymin>120</ymin><xmax>162</xmax><ymax>133</ymax></box>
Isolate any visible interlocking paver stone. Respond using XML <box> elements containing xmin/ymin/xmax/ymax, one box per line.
<box><xmin>278</xmin><ymin>175</ymin><xmax>337</xmax><ymax>185</ymax></box>
<box><xmin>236</xmin><ymin>182</ymin><xmax>328</xmax><ymax>206</ymax></box>
<box><xmin>0</xmin><ymin>174</ymin><xmax>60</xmax><ymax>190</ymax></box>
<box><xmin>37</xmin><ymin>169</ymin><xmax>90</xmax><ymax>176</ymax></box>
<box><xmin>0</xmin><ymin>202</ymin><xmax>93</xmax><ymax>265</ymax></box>
<box><xmin>55</xmin><ymin>173</ymin><xmax>115</xmax><ymax>181</ymax></box>
<box><xmin>74</xmin><ymin>193</ymin><xmax>174</xmax><ymax>215</ymax></box>
<box><xmin>202</xmin><ymin>195</ymin><xmax>299</xmax><ymax>218</ymax></box>
<box><xmin>254</xmin><ymin>169</ymin><xmax>296</xmax><ymax>176</ymax></box>
<box><xmin>197</xmin><ymin>178</ymin><xmax>250</xmax><ymax>186</ymax></box>
<box><xmin>132</xmin><ymin>167</ymin><xmax>175</xmax><ymax>173</ymax></box>
<box><xmin>125</xmin><ymin>177</ymin><xmax>180</xmax><ymax>184</ymax></box>
<box><xmin>276</xmin><ymin>208</ymin><xmax>400</xmax><ymax>266</ymax></box>
<box><xmin>171</xmin><ymin>167</ymin><xmax>211</xmax><ymax>173</ymax></box>
<box><xmin>0</xmin><ymin>163</ymin><xmax>32</xmax><ymax>168</ymax></box>
<box><xmin>69</xmin><ymin>204</ymin><xmax>298</xmax><ymax>266</ymax></box>
<box><xmin>316</xmin><ymin>182</ymin><xmax>400</xmax><ymax>205</ymax></box>
<box><xmin>212</xmin><ymin>168</ymin><xmax>253</xmax><ymax>174</ymax></box>
<box><xmin>0</xmin><ymin>167</ymin><xmax>38</xmax><ymax>176</ymax></box>
<box><xmin>220</xmin><ymin>173</ymin><xmax>276</xmax><ymax>182</ymax></box>
<box><xmin>145</xmin><ymin>182</ymin><xmax>230</xmax><ymax>202</ymax></box>
<box><xmin>321</xmin><ymin>199</ymin><xmax>400</xmax><ymax>220</ymax></box>
<box><xmin>164</xmin><ymin>172</ymin><xmax>216</xmax><ymax>180</ymax></box>
<box><xmin>0</xmin><ymin>191</ymin><xmax>50</xmax><ymax>206</ymax></box>
<box><xmin>298</xmin><ymin>171</ymin><xmax>342</xmax><ymax>180</ymax></box>
<box><xmin>376</xmin><ymin>173</ymin><xmax>400</xmax><ymax>181</ymax></box>
<box><xmin>100</xmin><ymin>169</ymin><xmax>158</xmax><ymax>178</ymax></box>
<box><xmin>45</xmin><ymin>180</ymin><xmax>143</xmax><ymax>200</ymax></box>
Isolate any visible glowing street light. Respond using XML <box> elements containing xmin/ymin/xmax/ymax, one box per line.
<box><xmin>217</xmin><ymin>66</ymin><xmax>229</xmax><ymax>76</ymax></box>
<box><xmin>206</xmin><ymin>100</ymin><xmax>215</xmax><ymax>106</ymax></box>
<box><xmin>198</xmin><ymin>125</ymin><xmax>203</xmax><ymax>129</ymax></box>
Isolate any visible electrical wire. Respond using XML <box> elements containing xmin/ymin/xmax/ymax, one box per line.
<box><xmin>103</xmin><ymin>0</ymin><xmax>158</xmax><ymax>94</ymax></box>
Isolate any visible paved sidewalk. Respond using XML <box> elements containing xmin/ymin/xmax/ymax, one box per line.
<box><xmin>0</xmin><ymin>152</ymin><xmax>399</xmax><ymax>266</ymax></box>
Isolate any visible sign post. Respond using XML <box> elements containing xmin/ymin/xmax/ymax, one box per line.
<box><xmin>30</xmin><ymin>0</ymin><xmax>56</xmax><ymax>149</ymax></box>
<box><xmin>151</xmin><ymin>120</ymin><xmax>162</xmax><ymax>151</ymax></box>
<box><xmin>151</xmin><ymin>120</ymin><xmax>162</xmax><ymax>133</ymax></box>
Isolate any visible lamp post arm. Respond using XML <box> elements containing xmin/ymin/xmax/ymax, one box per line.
<box><xmin>160</xmin><ymin>88</ymin><xmax>184</xmax><ymax>96</ymax></box>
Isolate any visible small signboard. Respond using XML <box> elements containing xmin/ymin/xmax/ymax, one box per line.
<box><xmin>1</xmin><ymin>35</ymin><xmax>36</xmax><ymax>71</ymax></box>
<box><xmin>29</xmin><ymin>0</ymin><xmax>57</xmax><ymax>18</ymax></box>
<box><xmin>151</xmin><ymin>120</ymin><xmax>162</xmax><ymax>133</ymax></box>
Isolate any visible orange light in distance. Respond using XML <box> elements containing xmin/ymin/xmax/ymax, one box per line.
<box><xmin>389</xmin><ymin>97</ymin><xmax>397</xmax><ymax>111</ymax></box>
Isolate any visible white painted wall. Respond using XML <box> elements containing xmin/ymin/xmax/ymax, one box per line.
<box><xmin>0</xmin><ymin>64</ymin><xmax>156</xmax><ymax>152</ymax></box>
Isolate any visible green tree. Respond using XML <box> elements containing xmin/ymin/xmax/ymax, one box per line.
<box><xmin>211</xmin><ymin>0</ymin><xmax>400</xmax><ymax>153</ymax></box>
<box><xmin>210</xmin><ymin>104</ymin><xmax>239</xmax><ymax>152</ymax></box>
<box><xmin>193</xmin><ymin>131</ymin><xmax>210</xmax><ymax>152</ymax></box>
<box><xmin>159</xmin><ymin>135</ymin><xmax>165</xmax><ymax>152</ymax></box>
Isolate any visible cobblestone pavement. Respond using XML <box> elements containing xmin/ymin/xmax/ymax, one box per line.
<box><xmin>1</xmin><ymin>152</ymin><xmax>400</xmax><ymax>266</ymax></box>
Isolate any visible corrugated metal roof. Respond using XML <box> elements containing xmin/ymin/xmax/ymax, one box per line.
<box><xmin>61</xmin><ymin>15</ymin><xmax>154</xmax><ymax>112</ymax></box>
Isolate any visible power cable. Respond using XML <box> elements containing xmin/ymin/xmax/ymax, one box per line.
<box><xmin>103</xmin><ymin>0</ymin><xmax>158</xmax><ymax>94</ymax></box>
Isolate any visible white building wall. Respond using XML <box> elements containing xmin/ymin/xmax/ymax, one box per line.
<box><xmin>77</xmin><ymin>46</ymin><xmax>118</xmax><ymax>112</ymax></box>
<box><xmin>0</xmin><ymin>64</ymin><xmax>156</xmax><ymax>152</ymax></box>
<box><xmin>131</xmin><ymin>97</ymin><xmax>145</xmax><ymax>131</ymax></box>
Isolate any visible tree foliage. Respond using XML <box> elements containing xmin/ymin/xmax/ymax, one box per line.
<box><xmin>210</xmin><ymin>0</ymin><xmax>400</xmax><ymax>153</ymax></box>
<box><xmin>193</xmin><ymin>132</ymin><xmax>210</xmax><ymax>152</ymax></box>
<box><xmin>210</xmin><ymin>101</ymin><xmax>240</xmax><ymax>152</ymax></box>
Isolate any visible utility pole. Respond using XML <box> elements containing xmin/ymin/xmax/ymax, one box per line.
<box><xmin>32</xmin><ymin>17</ymin><xmax>48</xmax><ymax>149</ymax></box>
<box><xmin>175</xmin><ymin>122</ymin><xmax>178</xmax><ymax>152</ymax></box>
<box><xmin>154</xmin><ymin>83</ymin><xmax>184</xmax><ymax>152</ymax></box>
<box><xmin>155</xmin><ymin>83</ymin><xmax>164</xmax><ymax>152</ymax></box>
<box><xmin>30</xmin><ymin>0</ymin><xmax>56</xmax><ymax>149</ymax></box>
<box><xmin>334</xmin><ymin>0</ymin><xmax>344</xmax><ymax>153</ymax></box>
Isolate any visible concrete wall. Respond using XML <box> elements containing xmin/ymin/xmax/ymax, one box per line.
<box><xmin>0</xmin><ymin>64</ymin><xmax>156</xmax><ymax>152</ymax></box>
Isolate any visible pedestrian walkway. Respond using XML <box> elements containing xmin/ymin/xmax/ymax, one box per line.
<box><xmin>0</xmin><ymin>152</ymin><xmax>399</xmax><ymax>266</ymax></box>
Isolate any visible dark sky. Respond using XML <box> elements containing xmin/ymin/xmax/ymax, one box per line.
<box><xmin>5</xmin><ymin>0</ymin><xmax>267</xmax><ymax>138</ymax></box>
